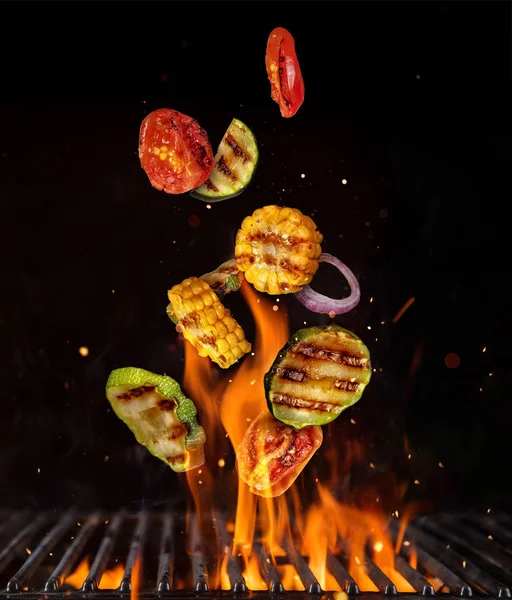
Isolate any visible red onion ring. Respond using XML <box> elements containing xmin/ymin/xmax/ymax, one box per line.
<box><xmin>295</xmin><ymin>253</ymin><xmax>361</xmax><ymax>315</ymax></box>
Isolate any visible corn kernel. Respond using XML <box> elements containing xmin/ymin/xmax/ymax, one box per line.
<box><xmin>168</xmin><ymin>276</ymin><xmax>251</xmax><ymax>368</ymax></box>
<box><xmin>159</xmin><ymin>153</ymin><xmax>168</xmax><ymax>161</ymax></box>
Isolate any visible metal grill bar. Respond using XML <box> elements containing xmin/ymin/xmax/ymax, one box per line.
<box><xmin>156</xmin><ymin>513</ymin><xmax>174</xmax><ymax>592</ymax></box>
<box><xmin>119</xmin><ymin>514</ymin><xmax>147</xmax><ymax>592</ymax></box>
<box><xmin>44</xmin><ymin>513</ymin><xmax>101</xmax><ymax>592</ymax></box>
<box><xmin>364</xmin><ymin>557</ymin><xmax>398</xmax><ymax>594</ymax></box>
<box><xmin>215</xmin><ymin>513</ymin><xmax>246</xmax><ymax>592</ymax></box>
<box><xmin>408</xmin><ymin>523</ymin><xmax>510</xmax><ymax>597</ymax></box>
<box><xmin>0</xmin><ymin>514</ymin><xmax>47</xmax><ymax>575</ymax></box>
<box><xmin>254</xmin><ymin>542</ymin><xmax>283</xmax><ymax>593</ymax></box>
<box><xmin>470</xmin><ymin>513</ymin><xmax>512</xmax><ymax>550</ymax></box>
<box><xmin>420</xmin><ymin>516</ymin><xmax>512</xmax><ymax>582</ymax></box>
<box><xmin>6</xmin><ymin>513</ymin><xmax>75</xmax><ymax>592</ymax></box>
<box><xmin>82</xmin><ymin>512</ymin><xmax>124</xmax><ymax>592</ymax></box>
<box><xmin>326</xmin><ymin>551</ymin><xmax>360</xmax><ymax>594</ymax></box>
<box><xmin>394</xmin><ymin>553</ymin><xmax>435</xmax><ymax>595</ymax></box>
<box><xmin>282</xmin><ymin>534</ymin><xmax>321</xmax><ymax>594</ymax></box>
<box><xmin>189</xmin><ymin>514</ymin><xmax>209</xmax><ymax>592</ymax></box>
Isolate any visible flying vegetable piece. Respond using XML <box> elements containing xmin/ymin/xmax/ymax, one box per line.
<box><xmin>167</xmin><ymin>276</ymin><xmax>251</xmax><ymax>368</ymax></box>
<box><xmin>265</xmin><ymin>27</ymin><xmax>305</xmax><ymax>118</ymax></box>
<box><xmin>190</xmin><ymin>118</ymin><xmax>259</xmax><ymax>202</ymax></box>
<box><xmin>236</xmin><ymin>411</ymin><xmax>322</xmax><ymax>498</ymax></box>
<box><xmin>234</xmin><ymin>205</ymin><xmax>323</xmax><ymax>294</ymax></box>
<box><xmin>200</xmin><ymin>259</ymin><xmax>244</xmax><ymax>301</ymax></box>
<box><xmin>265</xmin><ymin>325</ymin><xmax>372</xmax><ymax>429</ymax></box>
<box><xmin>138</xmin><ymin>108</ymin><xmax>214</xmax><ymax>194</ymax></box>
<box><xmin>106</xmin><ymin>367</ymin><xmax>206</xmax><ymax>472</ymax></box>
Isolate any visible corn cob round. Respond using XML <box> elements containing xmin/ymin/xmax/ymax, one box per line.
<box><xmin>234</xmin><ymin>205</ymin><xmax>323</xmax><ymax>294</ymax></box>
<box><xmin>168</xmin><ymin>276</ymin><xmax>251</xmax><ymax>369</ymax></box>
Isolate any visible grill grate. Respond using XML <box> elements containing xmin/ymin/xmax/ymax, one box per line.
<box><xmin>0</xmin><ymin>510</ymin><xmax>511</xmax><ymax>598</ymax></box>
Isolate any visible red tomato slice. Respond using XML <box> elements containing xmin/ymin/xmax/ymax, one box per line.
<box><xmin>265</xmin><ymin>27</ymin><xmax>305</xmax><ymax>118</ymax></box>
<box><xmin>138</xmin><ymin>109</ymin><xmax>214</xmax><ymax>195</ymax></box>
<box><xmin>236</xmin><ymin>411</ymin><xmax>322</xmax><ymax>497</ymax></box>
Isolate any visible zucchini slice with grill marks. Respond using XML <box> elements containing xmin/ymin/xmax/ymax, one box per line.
<box><xmin>190</xmin><ymin>118</ymin><xmax>258</xmax><ymax>202</ymax></box>
<box><xmin>264</xmin><ymin>325</ymin><xmax>372</xmax><ymax>429</ymax></box>
<box><xmin>106</xmin><ymin>367</ymin><xmax>206</xmax><ymax>472</ymax></box>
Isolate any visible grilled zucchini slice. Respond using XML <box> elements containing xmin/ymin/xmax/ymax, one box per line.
<box><xmin>190</xmin><ymin>118</ymin><xmax>258</xmax><ymax>202</ymax></box>
<box><xmin>106</xmin><ymin>367</ymin><xmax>206</xmax><ymax>472</ymax></box>
<box><xmin>265</xmin><ymin>325</ymin><xmax>372</xmax><ymax>428</ymax></box>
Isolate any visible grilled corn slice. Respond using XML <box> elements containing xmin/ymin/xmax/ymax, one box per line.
<box><xmin>167</xmin><ymin>276</ymin><xmax>251</xmax><ymax>368</ymax></box>
<box><xmin>235</xmin><ymin>205</ymin><xmax>323</xmax><ymax>294</ymax></box>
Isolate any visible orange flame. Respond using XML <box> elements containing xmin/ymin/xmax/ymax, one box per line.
<box><xmin>180</xmin><ymin>273</ymin><xmax>424</xmax><ymax>592</ymax></box>
<box><xmin>131</xmin><ymin>553</ymin><xmax>142</xmax><ymax>600</ymax></box>
<box><xmin>64</xmin><ymin>559</ymin><xmax>125</xmax><ymax>590</ymax></box>
<box><xmin>64</xmin><ymin>558</ymin><xmax>90</xmax><ymax>588</ymax></box>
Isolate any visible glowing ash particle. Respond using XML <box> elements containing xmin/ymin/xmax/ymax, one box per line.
<box><xmin>78</xmin><ymin>346</ymin><xmax>89</xmax><ymax>357</ymax></box>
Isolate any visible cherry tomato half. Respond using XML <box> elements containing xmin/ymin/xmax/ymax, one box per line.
<box><xmin>265</xmin><ymin>27</ymin><xmax>305</xmax><ymax>118</ymax></box>
<box><xmin>139</xmin><ymin>109</ymin><xmax>214</xmax><ymax>195</ymax></box>
<box><xmin>236</xmin><ymin>411</ymin><xmax>322</xmax><ymax>497</ymax></box>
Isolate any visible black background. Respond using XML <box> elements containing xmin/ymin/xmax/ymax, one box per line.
<box><xmin>1</xmin><ymin>2</ymin><xmax>511</xmax><ymax>514</ymax></box>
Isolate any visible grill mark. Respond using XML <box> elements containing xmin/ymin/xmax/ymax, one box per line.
<box><xmin>290</xmin><ymin>343</ymin><xmax>368</xmax><ymax>368</ymax></box>
<box><xmin>204</xmin><ymin>179</ymin><xmax>219</xmax><ymax>192</ymax></box>
<box><xmin>243</xmin><ymin>231</ymin><xmax>310</xmax><ymax>246</ymax></box>
<box><xmin>264</xmin><ymin>254</ymin><xmax>277</xmax><ymax>266</ymax></box>
<box><xmin>116</xmin><ymin>385</ymin><xmax>156</xmax><ymax>401</ymax></box>
<box><xmin>216</xmin><ymin>156</ymin><xmax>237</xmax><ymax>181</ymax></box>
<box><xmin>166</xmin><ymin>454</ymin><xmax>185</xmax><ymax>465</ymax></box>
<box><xmin>181</xmin><ymin>312</ymin><xmax>201</xmax><ymax>328</ymax></box>
<box><xmin>274</xmin><ymin>367</ymin><xmax>307</xmax><ymax>382</ymax></box>
<box><xmin>279</xmin><ymin>282</ymin><xmax>290</xmax><ymax>291</ymax></box>
<box><xmin>334</xmin><ymin>380</ymin><xmax>359</xmax><ymax>392</ymax></box>
<box><xmin>200</xmin><ymin>333</ymin><xmax>217</xmax><ymax>346</ymax></box>
<box><xmin>168</xmin><ymin>424</ymin><xmax>188</xmax><ymax>440</ymax></box>
<box><xmin>225</xmin><ymin>133</ymin><xmax>250</xmax><ymax>163</ymax></box>
<box><xmin>272</xmin><ymin>393</ymin><xmax>338</xmax><ymax>413</ymax></box>
<box><xmin>157</xmin><ymin>398</ymin><xmax>177</xmax><ymax>411</ymax></box>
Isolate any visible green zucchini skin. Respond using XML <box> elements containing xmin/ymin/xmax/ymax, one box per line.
<box><xmin>190</xmin><ymin>118</ymin><xmax>258</xmax><ymax>202</ymax></box>
<box><xmin>106</xmin><ymin>367</ymin><xmax>206</xmax><ymax>472</ymax></box>
<box><xmin>264</xmin><ymin>325</ymin><xmax>372</xmax><ymax>429</ymax></box>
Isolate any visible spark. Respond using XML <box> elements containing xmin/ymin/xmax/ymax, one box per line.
<box><xmin>373</xmin><ymin>368</ymin><xmax>377</xmax><ymax>372</ymax></box>
<box><xmin>482</xmin><ymin>346</ymin><xmax>487</xmax><ymax>352</ymax></box>
<box><xmin>488</xmin><ymin>372</ymin><xmax>494</xmax><ymax>377</ymax></box>
<box><xmin>416</xmin><ymin>74</ymin><xmax>421</xmax><ymax>79</ymax></box>
<box><xmin>301</xmin><ymin>173</ymin><xmax>306</xmax><ymax>179</ymax></box>
<box><xmin>77</xmin><ymin>522</ymin><xmax>81</xmax><ymax>527</ymax></box>
<box><xmin>272</xmin><ymin>305</ymin><xmax>279</xmax><ymax>311</ymax></box>
<box><xmin>354</xmin><ymin>556</ymin><xmax>361</xmax><ymax>565</ymax></box>
<box><xmin>304</xmin><ymin>321</ymin><xmax>307</xmax><ymax>324</ymax></box>
<box><xmin>373</xmin><ymin>541</ymin><xmax>383</xmax><ymax>553</ymax></box>
<box><xmin>246</xmin><ymin>417</ymin><xmax>252</xmax><ymax>422</ymax></box>
<box><xmin>198</xmin><ymin>469</ymin><xmax>202</xmax><ymax>474</ymax></box>
<box><xmin>462</xmin><ymin>561</ymin><xmax>466</xmax><ymax>568</ymax></box>
<box><xmin>408</xmin><ymin>454</ymin><xmax>412</xmax><ymax>459</ymax></box>
<box><xmin>37</xmin><ymin>468</ymin><xmax>40</xmax><ymax>473</ymax></box>
<box><xmin>394</xmin><ymin>510</ymin><xmax>399</xmax><ymax>518</ymax></box>
<box><xmin>328</xmin><ymin>311</ymin><xmax>336</xmax><ymax>318</ymax></box>
<box><xmin>111</xmin><ymin>289</ymin><xmax>115</xmax><ymax>294</ymax></box>
<box><xmin>367</xmin><ymin>325</ymin><xmax>371</xmax><ymax>330</ymax></box>
<box><xmin>392</xmin><ymin>296</ymin><xmax>416</xmax><ymax>323</ymax></box>
<box><xmin>104</xmin><ymin>456</ymin><xmax>109</xmax><ymax>462</ymax></box>
<box><xmin>251</xmin><ymin>352</ymin><xmax>255</xmax><ymax>356</ymax></box>
<box><xmin>376</xmin><ymin>497</ymin><xmax>380</xmax><ymax>502</ymax></box>
<box><xmin>350</xmin><ymin>418</ymin><xmax>356</xmax><ymax>424</ymax></box>
<box><xmin>342</xmin><ymin>179</ymin><xmax>347</xmax><ymax>185</ymax></box>
<box><xmin>487</xmin><ymin>508</ymin><xmax>491</xmax><ymax>513</ymax></box>
<box><xmin>276</xmin><ymin>298</ymin><xmax>280</xmax><ymax>302</ymax></box>
<box><xmin>369</xmin><ymin>462</ymin><xmax>375</xmax><ymax>469</ymax></box>
<box><xmin>438</xmin><ymin>462</ymin><xmax>444</xmax><ymax>468</ymax></box>
<box><xmin>78</xmin><ymin>346</ymin><xmax>89</xmax><ymax>357</ymax></box>
<box><xmin>480</xmin><ymin>388</ymin><xmax>483</xmax><ymax>392</ymax></box>
<box><xmin>198</xmin><ymin>481</ymin><xmax>203</xmax><ymax>485</ymax></box>
<box><xmin>250</xmin><ymin>380</ymin><xmax>256</xmax><ymax>386</ymax></box>
<box><xmin>381</xmin><ymin>320</ymin><xmax>385</xmax><ymax>325</ymax></box>
<box><xmin>375</xmin><ymin>338</ymin><xmax>378</xmax><ymax>342</ymax></box>
<box><xmin>206</xmin><ymin>204</ymin><xmax>212</xmax><ymax>209</ymax></box>
<box><xmin>403</xmin><ymin>540</ymin><xmax>410</xmax><ymax>547</ymax></box>
<box><xmin>218</xmin><ymin>459</ymin><xmax>225</xmax><ymax>468</ymax></box>
<box><xmin>369</xmin><ymin>297</ymin><xmax>373</xmax><ymax>303</ymax></box>
<box><xmin>414</xmin><ymin>480</ymin><xmax>420</xmax><ymax>485</ymax></box>
<box><xmin>25</xmin><ymin>548</ymin><xmax>31</xmax><ymax>555</ymax></box>
<box><xmin>488</xmin><ymin>535</ymin><xmax>493</xmax><ymax>541</ymax></box>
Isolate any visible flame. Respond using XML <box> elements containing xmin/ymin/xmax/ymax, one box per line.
<box><xmin>98</xmin><ymin>564</ymin><xmax>125</xmax><ymax>589</ymax></box>
<box><xmin>64</xmin><ymin>559</ymin><xmax>125</xmax><ymax>590</ymax></box>
<box><xmin>220</xmin><ymin>282</ymin><xmax>289</xmax><ymax>452</ymax></box>
<box><xmin>180</xmin><ymin>274</ymin><xmax>425</xmax><ymax>593</ymax></box>
<box><xmin>131</xmin><ymin>553</ymin><xmax>142</xmax><ymax>600</ymax></box>
<box><xmin>64</xmin><ymin>558</ymin><xmax>90</xmax><ymax>588</ymax></box>
<box><xmin>242</xmin><ymin>554</ymin><xmax>267</xmax><ymax>590</ymax></box>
